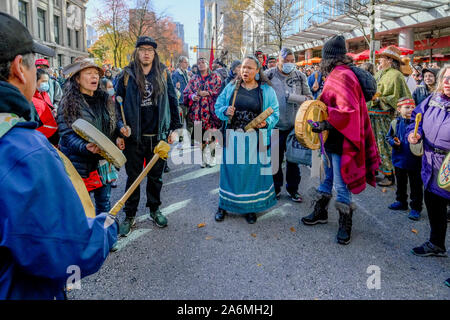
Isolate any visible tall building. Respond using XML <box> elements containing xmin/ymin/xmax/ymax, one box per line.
<box><xmin>0</xmin><ymin>0</ymin><xmax>89</xmax><ymax>68</ymax></box>
<box><xmin>86</xmin><ymin>24</ymin><xmax>97</xmax><ymax>48</ymax></box>
<box><xmin>175</xmin><ymin>22</ymin><xmax>185</xmax><ymax>44</ymax></box>
<box><xmin>199</xmin><ymin>0</ymin><xmax>205</xmax><ymax>49</ymax></box>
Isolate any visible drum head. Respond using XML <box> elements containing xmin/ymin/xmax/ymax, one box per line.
<box><xmin>438</xmin><ymin>153</ymin><xmax>450</xmax><ymax>192</ymax></box>
<box><xmin>295</xmin><ymin>100</ymin><xmax>328</xmax><ymax>150</ymax></box>
<box><xmin>72</xmin><ymin>119</ymin><xmax>127</xmax><ymax>168</ymax></box>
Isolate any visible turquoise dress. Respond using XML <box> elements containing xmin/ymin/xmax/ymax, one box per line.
<box><xmin>215</xmin><ymin>82</ymin><xmax>280</xmax><ymax>214</ymax></box>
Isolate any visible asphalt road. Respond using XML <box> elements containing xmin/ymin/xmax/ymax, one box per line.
<box><xmin>69</xmin><ymin>144</ymin><xmax>449</xmax><ymax>300</ymax></box>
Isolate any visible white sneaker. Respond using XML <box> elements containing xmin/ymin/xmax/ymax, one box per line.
<box><xmin>201</xmin><ymin>161</ymin><xmax>206</xmax><ymax>168</ymax></box>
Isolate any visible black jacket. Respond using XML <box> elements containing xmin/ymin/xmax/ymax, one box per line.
<box><xmin>57</xmin><ymin>90</ymin><xmax>117</xmax><ymax>178</ymax></box>
<box><xmin>114</xmin><ymin>63</ymin><xmax>182</xmax><ymax>143</ymax></box>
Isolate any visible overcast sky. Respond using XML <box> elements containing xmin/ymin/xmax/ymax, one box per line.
<box><xmin>86</xmin><ymin>0</ymin><xmax>200</xmax><ymax>62</ymax></box>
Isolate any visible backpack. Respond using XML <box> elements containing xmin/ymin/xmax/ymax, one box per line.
<box><xmin>350</xmin><ymin>65</ymin><xmax>377</xmax><ymax>102</ymax></box>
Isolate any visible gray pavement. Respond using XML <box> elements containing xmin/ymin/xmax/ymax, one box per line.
<box><xmin>69</xmin><ymin>144</ymin><xmax>449</xmax><ymax>300</ymax></box>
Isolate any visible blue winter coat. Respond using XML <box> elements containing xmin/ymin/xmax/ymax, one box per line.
<box><xmin>172</xmin><ymin>68</ymin><xmax>189</xmax><ymax>105</ymax></box>
<box><xmin>307</xmin><ymin>71</ymin><xmax>323</xmax><ymax>99</ymax></box>
<box><xmin>385</xmin><ymin>116</ymin><xmax>421</xmax><ymax>170</ymax></box>
<box><xmin>0</xmin><ymin>81</ymin><xmax>117</xmax><ymax>299</ymax></box>
<box><xmin>412</xmin><ymin>82</ymin><xmax>432</xmax><ymax>107</ymax></box>
<box><xmin>214</xmin><ymin>81</ymin><xmax>279</xmax><ymax>146</ymax></box>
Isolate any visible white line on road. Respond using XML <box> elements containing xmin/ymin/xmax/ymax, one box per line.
<box><xmin>165</xmin><ymin>166</ymin><xmax>220</xmax><ymax>186</ymax></box>
<box><xmin>136</xmin><ymin>199</ymin><xmax>193</xmax><ymax>223</ymax></box>
<box><xmin>259</xmin><ymin>203</ymin><xmax>294</xmax><ymax>221</ymax></box>
<box><xmin>115</xmin><ymin>228</ymin><xmax>151</xmax><ymax>252</ymax></box>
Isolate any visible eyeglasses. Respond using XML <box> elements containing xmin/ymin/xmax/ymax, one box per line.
<box><xmin>139</xmin><ymin>47</ymin><xmax>154</xmax><ymax>53</ymax></box>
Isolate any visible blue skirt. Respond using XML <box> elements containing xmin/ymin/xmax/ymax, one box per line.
<box><xmin>219</xmin><ymin>130</ymin><xmax>277</xmax><ymax>214</ymax></box>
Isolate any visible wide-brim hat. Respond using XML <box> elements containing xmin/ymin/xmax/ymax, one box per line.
<box><xmin>63</xmin><ymin>57</ymin><xmax>104</xmax><ymax>79</ymax></box>
<box><xmin>377</xmin><ymin>46</ymin><xmax>404</xmax><ymax>64</ymax></box>
<box><xmin>400</xmin><ymin>57</ymin><xmax>412</xmax><ymax>76</ymax></box>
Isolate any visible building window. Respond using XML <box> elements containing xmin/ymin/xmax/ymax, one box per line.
<box><xmin>67</xmin><ymin>28</ymin><xmax>71</xmax><ymax>47</ymax></box>
<box><xmin>75</xmin><ymin>30</ymin><xmax>79</xmax><ymax>49</ymax></box>
<box><xmin>54</xmin><ymin>16</ymin><xmax>60</xmax><ymax>44</ymax></box>
<box><xmin>71</xmin><ymin>57</ymin><xmax>75</xmax><ymax>63</ymax></box>
<box><xmin>58</xmin><ymin>54</ymin><xmax>63</xmax><ymax>68</ymax></box>
<box><xmin>54</xmin><ymin>0</ymin><xmax>61</xmax><ymax>8</ymax></box>
<box><xmin>37</xmin><ymin>8</ymin><xmax>46</xmax><ymax>41</ymax></box>
<box><xmin>18</xmin><ymin>1</ymin><xmax>28</xmax><ymax>27</ymax></box>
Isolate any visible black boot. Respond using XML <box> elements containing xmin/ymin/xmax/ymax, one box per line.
<box><xmin>336</xmin><ymin>202</ymin><xmax>355</xmax><ymax>245</ymax></box>
<box><xmin>301</xmin><ymin>189</ymin><xmax>332</xmax><ymax>225</ymax></box>
<box><xmin>215</xmin><ymin>208</ymin><xmax>227</xmax><ymax>222</ymax></box>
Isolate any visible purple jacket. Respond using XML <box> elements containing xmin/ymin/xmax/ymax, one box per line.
<box><xmin>407</xmin><ymin>93</ymin><xmax>450</xmax><ymax>200</ymax></box>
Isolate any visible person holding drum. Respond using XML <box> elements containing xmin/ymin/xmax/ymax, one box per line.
<box><xmin>114</xmin><ymin>36</ymin><xmax>181</xmax><ymax>235</ymax></box>
<box><xmin>57</xmin><ymin>57</ymin><xmax>121</xmax><ymax>216</ymax></box>
<box><xmin>407</xmin><ymin>65</ymin><xmax>449</xmax><ymax>264</ymax></box>
<box><xmin>300</xmin><ymin>35</ymin><xmax>380</xmax><ymax>245</ymax></box>
<box><xmin>214</xmin><ymin>56</ymin><xmax>279</xmax><ymax>224</ymax></box>
<box><xmin>0</xmin><ymin>12</ymin><xmax>118</xmax><ymax>299</ymax></box>
<box><xmin>265</xmin><ymin>48</ymin><xmax>313</xmax><ymax>202</ymax></box>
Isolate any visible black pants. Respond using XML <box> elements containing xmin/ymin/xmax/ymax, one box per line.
<box><xmin>273</xmin><ymin>129</ymin><xmax>301</xmax><ymax>194</ymax></box>
<box><xmin>394</xmin><ymin>166</ymin><xmax>423</xmax><ymax>211</ymax></box>
<box><xmin>424</xmin><ymin>190</ymin><xmax>449</xmax><ymax>250</ymax></box>
<box><xmin>123</xmin><ymin>136</ymin><xmax>166</xmax><ymax>218</ymax></box>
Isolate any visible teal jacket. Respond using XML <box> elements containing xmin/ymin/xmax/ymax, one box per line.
<box><xmin>214</xmin><ymin>81</ymin><xmax>280</xmax><ymax>133</ymax></box>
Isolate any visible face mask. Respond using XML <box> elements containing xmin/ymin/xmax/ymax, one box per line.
<box><xmin>282</xmin><ymin>63</ymin><xmax>296</xmax><ymax>74</ymax></box>
<box><xmin>107</xmin><ymin>88</ymin><xmax>115</xmax><ymax>97</ymax></box>
<box><xmin>38</xmin><ymin>82</ymin><xmax>50</xmax><ymax>92</ymax></box>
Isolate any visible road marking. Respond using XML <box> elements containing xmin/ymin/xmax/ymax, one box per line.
<box><xmin>136</xmin><ymin>199</ymin><xmax>192</xmax><ymax>223</ymax></box>
<box><xmin>210</xmin><ymin>188</ymin><xmax>219</xmax><ymax>195</ymax></box>
<box><xmin>165</xmin><ymin>166</ymin><xmax>220</xmax><ymax>186</ymax></box>
<box><xmin>259</xmin><ymin>203</ymin><xmax>293</xmax><ymax>221</ymax></box>
<box><xmin>115</xmin><ymin>228</ymin><xmax>151</xmax><ymax>252</ymax></box>
<box><xmin>353</xmin><ymin>198</ymin><xmax>389</xmax><ymax>231</ymax></box>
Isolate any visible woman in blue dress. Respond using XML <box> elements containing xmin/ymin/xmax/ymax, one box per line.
<box><xmin>214</xmin><ymin>56</ymin><xmax>280</xmax><ymax>224</ymax></box>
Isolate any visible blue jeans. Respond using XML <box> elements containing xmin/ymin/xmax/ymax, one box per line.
<box><xmin>92</xmin><ymin>183</ymin><xmax>112</xmax><ymax>216</ymax></box>
<box><xmin>318</xmin><ymin>153</ymin><xmax>352</xmax><ymax>205</ymax></box>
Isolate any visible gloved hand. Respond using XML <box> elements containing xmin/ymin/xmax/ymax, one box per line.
<box><xmin>311</xmin><ymin>120</ymin><xmax>332</xmax><ymax>133</ymax></box>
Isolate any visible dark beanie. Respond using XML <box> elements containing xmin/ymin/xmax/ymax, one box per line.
<box><xmin>322</xmin><ymin>35</ymin><xmax>347</xmax><ymax>60</ymax></box>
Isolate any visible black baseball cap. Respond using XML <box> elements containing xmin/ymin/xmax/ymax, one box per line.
<box><xmin>0</xmin><ymin>12</ymin><xmax>55</xmax><ymax>63</ymax></box>
<box><xmin>135</xmin><ymin>36</ymin><xmax>157</xmax><ymax>49</ymax></box>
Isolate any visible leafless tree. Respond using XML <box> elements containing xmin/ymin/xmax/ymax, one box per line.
<box><xmin>263</xmin><ymin>0</ymin><xmax>300</xmax><ymax>50</ymax></box>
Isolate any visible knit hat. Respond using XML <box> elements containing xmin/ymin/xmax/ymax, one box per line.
<box><xmin>397</xmin><ymin>97</ymin><xmax>415</xmax><ymax>108</ymax></box>
<box><xmin>322</xmin><ymin>35</ymin><xmax>347</xmax><ymax>60</ymax></box>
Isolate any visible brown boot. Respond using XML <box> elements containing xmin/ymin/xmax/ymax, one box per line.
<box><xmin>377</xmin><ymin>175</ymin><xmax>395</xmax><ymax>187</ymax></box>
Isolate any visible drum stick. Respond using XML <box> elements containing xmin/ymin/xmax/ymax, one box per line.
<box><xmin>227</xmin><ymin>79</ymin><xmax>241</xmax><ymax>125</ymax></box>
<box><xmin>414</xmin><ymin>113</ymin><xmax>422</xmax><ymax>138</ymax></box>
<box><xmin>109</xmin><ymin>141</ymin><xmax>170</xmax><ymax>216</ymax></box>
<box><xmin>116</xmin><ymin>96</ymin><xmax>127</xmax><ymax>128</ymax></box>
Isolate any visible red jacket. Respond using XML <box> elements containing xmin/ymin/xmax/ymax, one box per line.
<box><xmin>32</xmin><ymin>90</ymin><xmax>58</xmax><ymax>138</ymax></box>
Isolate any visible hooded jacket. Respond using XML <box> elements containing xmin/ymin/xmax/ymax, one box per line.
<box><xmin>0</xmin><ymin>81</ymin><xmax>117</xmax><ymax>299</ymax></box>
<box><xmin>114</xmin><ymin>63</ymin><xmax>182</xmax><ymax>143</ymax></box>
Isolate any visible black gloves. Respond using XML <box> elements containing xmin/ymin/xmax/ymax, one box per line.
<box><xmin>311</xmin><ymin>120</ymin><xmax>332</xmax><ymax>133</ymax></box>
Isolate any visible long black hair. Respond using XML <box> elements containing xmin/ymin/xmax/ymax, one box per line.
<box><xmin>233</xmin><ymin>55</ymin><xmax>272</xmax><ymax>86</ymax></box>
<box><xmin>130</xmin><ymin>48</ymin><xmax>165</xmax><ymax>102</ymax></box>
<box><xmin>320</xmin><ymin>55</ymin><xmax>354</xmax><ymax>76</ymax></box>
<box><xmin>59</xmin><ymin>73</ymin><xmax>115</xmax><ymax>134</ymax></box>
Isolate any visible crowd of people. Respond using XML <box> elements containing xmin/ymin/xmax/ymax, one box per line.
<box><xmin>0</xmin><ymin>12</ymin><xmax>449</xmax><ymax>299</ymax></box>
